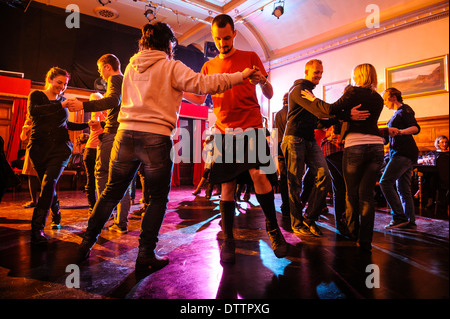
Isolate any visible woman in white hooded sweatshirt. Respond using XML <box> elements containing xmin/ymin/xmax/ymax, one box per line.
<box><xmin>77</xmin><ymin>22</ymin><xmax>256</xmax><ymax>271</ymax></box>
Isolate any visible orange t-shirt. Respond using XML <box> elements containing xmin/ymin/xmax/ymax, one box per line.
<box><xmin>201</xmin><ymin>49</ymin><xmax>267</xmax><ymax>133</ymax></box>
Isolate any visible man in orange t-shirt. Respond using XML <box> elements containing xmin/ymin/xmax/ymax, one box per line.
<box><xmin>184</xmin><ymin>14</ymin><xmax>288</xmax><ymax>264</ymax></box>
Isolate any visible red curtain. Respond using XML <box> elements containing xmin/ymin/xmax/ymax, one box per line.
<box><xmin>192</xmin><ymin>120</ymin><xmax>206</xmax><ymax>186</ymax></box>
<box><xmin>171</xmin><ymin>119</ymin><xmax>180</xmax><ymax>187</ymax></box>
<box><xmin>6</xmin><ymin>98</ymin><xmax>27</xmax><ymax>163</ymax></box>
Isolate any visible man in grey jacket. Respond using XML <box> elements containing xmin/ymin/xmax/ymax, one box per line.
<box><xmin>67</xmin><ymin>54</ymin><xmax>131</xmax><ymax>233</ymax></box>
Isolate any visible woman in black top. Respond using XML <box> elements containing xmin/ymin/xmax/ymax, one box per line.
<box><xmin>301</xmin><ymin>63</ymin><xmax>385</xmax><ymax>251</ymax></box>
<box><xmin>379</xmin><ymin>88</ymin><xmax>420</xmax><ymax>229</ymax></box>
<box><xmin>28</xmin><ymin>67</ymin><xmax>89</xmax><ymax>244</ymax></box>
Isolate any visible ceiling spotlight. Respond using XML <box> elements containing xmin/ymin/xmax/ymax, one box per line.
<box><xmin>144</xmin><ymin>5</ymin><xmax>157</xmax><ymax>21</ymax></box>
<box><xmin>272</xmin><ymin>0</ymin><xmax>285</xmax><ymax>19</ymax></box>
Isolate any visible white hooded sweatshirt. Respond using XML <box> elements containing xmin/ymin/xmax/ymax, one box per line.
<box><xmin>118</xmin><ymin>49</ymin><xmax>244</xmax><ymax>137</ymax></box>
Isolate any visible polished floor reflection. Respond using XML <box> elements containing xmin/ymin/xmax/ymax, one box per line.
<box><xmin>0</xmin><ymin>187</ymin><xmax>448</xmax><ymax>299</ymax></box>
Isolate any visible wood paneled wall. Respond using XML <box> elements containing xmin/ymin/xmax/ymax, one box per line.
<box><xmin>379</xmin><ymin>115</ymin><xmax>449</xmax><ymax>153</ymax></box>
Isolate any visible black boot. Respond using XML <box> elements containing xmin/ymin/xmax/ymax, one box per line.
<box><xmin>50</xmin><ymin>199</ymin><xmax>61</xmax><ymax>229</ymax></box>
<box><xmin>31</xmin><ymin>207</ymin><xmax>50</xmax><ymax>245</ymax></box>
<box><xmin>219</xmin><ymin>200</ymin><xmax>236</xmax><ymax>263</ymax></box>
<box><xmin>256</xmin><ymin>190</ymin><xmax>289</xmax><ymax>258</ymax></box>
<box><xmin>135</xmin><ymin>248</ymin><xmax>169</xmax><ymax>272</ymax></box>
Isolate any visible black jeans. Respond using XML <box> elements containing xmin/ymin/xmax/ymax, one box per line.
<box><xmin>326</xmin><ymin>151</ymin><xmax>346</xmax><ymax>227</ymax></box>
<box><xmin>343</xmin><ymin>144</ymin><xmax>384</xmax><ymax>245</ymax></box>
<box><xmin>29</xmin><ymin>141</ymin><xmax>72</xmax><ymax>212</ymax></box>
<box><xmin>83</xmin><ymin>147</ymin><xmax>97</xmax><ymax>209</ymax></box>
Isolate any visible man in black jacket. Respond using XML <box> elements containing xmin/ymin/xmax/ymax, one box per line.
<box><xmin>274</xmin><ymin>93</ymin><xmax>290</xmax><ymax>218</ymax></box>
<box><xmin>281</xmin><ymin>59</ymin><xmax>331</xmax><ymax>237</ymax></box>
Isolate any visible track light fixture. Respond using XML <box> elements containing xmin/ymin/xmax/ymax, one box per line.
<box><xmin>272</xmin><ymin>0</ymin><xmax>285</xmax><ymax>19</ymax></box>
<box><xmin>97</xmin><ymin>0</ymin><xmax>111</xmax><ymax>6</ymax></box>
<box><xmin>144</xmin><ymin>4</ymin><xmax>157</xmax><ymax>21</ymax></box>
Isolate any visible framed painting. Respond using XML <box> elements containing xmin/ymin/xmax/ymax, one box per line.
<box><xmin>323</xmin><ymin>79</ymin><xmax>351</xmax><ymax>103</ymax></box>
<box><xmin>385</xmin><ymin>55</ymin><xmax>448</xmax><ymax>98</ymax></box>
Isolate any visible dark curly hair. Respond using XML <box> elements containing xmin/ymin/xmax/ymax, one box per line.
<box><xmin>139</xmin><ymin>22</ymin><xmax>177</xmax><ymax>59</ymax></box>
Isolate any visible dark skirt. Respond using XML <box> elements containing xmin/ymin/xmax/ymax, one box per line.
<box><xmin>208</xmin><ymin>128</ymin><xmax>277</xmax><ymax>185</ymax></box>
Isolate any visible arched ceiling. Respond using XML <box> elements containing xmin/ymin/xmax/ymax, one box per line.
<box><xmin>35</xmin><ymin>0</ymin><xmax>448</xmax><ymax>63</ymax></box>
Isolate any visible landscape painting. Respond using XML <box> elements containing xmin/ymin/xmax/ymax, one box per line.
<box><xmin>386</xmin><ymin>55</ymin><xmax>448</xmax><ymax>98</ymax></box>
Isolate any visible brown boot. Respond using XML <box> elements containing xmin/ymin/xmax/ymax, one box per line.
<box><xmin>266</xmin><ymin>224</ymin><xmax>288</xmax><ymax>258</ymax></box>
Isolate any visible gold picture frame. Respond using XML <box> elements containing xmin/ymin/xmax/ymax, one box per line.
<box><xmin>322</xmin><ymin>79</ymin><xmax>351</xmax><ymax>103</ymax></box>
<box><xmin>385</xmin><ymin>55</ymin><xmax>449</xmax><ymax>99</ymax></box>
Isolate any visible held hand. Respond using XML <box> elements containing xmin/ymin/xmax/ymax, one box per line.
<box><xmin>388</xmin><ymin>127</ymin><xmax>400</xmax><ymax>137</ymax></box>
<box><xmin>61</xmin><ymin>99</ymin><xmax>70</xmax><ymax>108</ymax></box>
<box><xmin>301</xmin><ymin>89</ymin><xmax>316</xmax><ymax>102</ymax></box>
<box><xmin>88</xmin><ymin>119</ymin><xmax>101</xmax><ymax>130</ymax></box>
<box><xmin>350</xmin><ymin>105</ymin><xmax>370</xmax><ymax>121</ymax></box>
<box><xmin>248</xmin><ymin>65</ymin><xmax>266</xmax><ymax>85</ymax></box>
<box><xmin>242</xmin><ymin>68</ymin><xmax>256</xmax><ymax>80</ymax></box>
<box><xmin>68</xmin><ymin>98</ymin><xmax>84</xmax><ymax>112</ymax></box>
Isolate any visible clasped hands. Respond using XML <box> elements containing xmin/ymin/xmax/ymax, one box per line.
<box><xmin>61</xmin><ymin>98</ymin><xmax>84</xmax><ymax>112</ymax></box>
<box><xmin>244</xmin><ymin>66</ymin><xmax>266</xmax><ymax>86</ymax></box>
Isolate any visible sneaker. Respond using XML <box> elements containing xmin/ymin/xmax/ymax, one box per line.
<box><xmin>31</xmin><ymin>229</ymin><xmax>48</xmax><ymax>245</ymax></box>
<box><xmin>135</xmin><ymin>252</ymin><xmax>169</xmax><ymax>272</ymax></box>
<box><xmin>220</xmin><ymin>238</ymin><xmax>236</xmax><ymax>264</ymax></box>
<box><xmin>303</xmin><ymin>220</ymin><xmax>322</xmax><ymax>236</ymax></box>
<box><xmin>384</xmin><ymin>220</ymin><xmax>409</xmax><ymax>229</ymax></box>
<box><xmin>266</xmin><ymin>227</ymin><xmax>288</xmax><ymax>258</ymax></box>
<box><xmin>132</xmin><ymin>205</ymin><xmax>147</xmax><ymax>217</ymax></box>
<box><xmin>50</xmin><ymin>221</ymin><xmax>61</xmax><ymax>229</ymax></box>
<box><xmin>293</xmin><ymin>225</ymin><xmax>313</xmax><ymax>236</ymax></box>
<box><xmin>402</xmin><ymin>222</ymin><xmax>417</xmax><ymax>230</ymax></box>
<box><xmin>24</xmin><ymin>201</ymin><xmax>37</xmax><ymax>208</ymax></box>
<box><xmin>108</xmin><ymin>223</ymin><xmax>128</xmax><ymax>234</ymax></box>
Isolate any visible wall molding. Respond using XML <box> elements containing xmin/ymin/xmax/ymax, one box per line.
<box><xmin>267</xmin><ymin>3</ymin><xmax>449</xmax><ymax>71</ymax></box>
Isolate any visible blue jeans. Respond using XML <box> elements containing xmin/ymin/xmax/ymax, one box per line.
<box><xmin>379</xmin><ymin>155</ymin><xmax>415</xmax><ymax>224</ymax></box>
<box><xmin>85</xmin><ymin>130</ymin><xmax>173</xmax><ymax>253</ymax></box>
<box><xmin>281</xmin><ymin>136</ymin><xmax>331</xmax><ymax>229</ymax></box>
<box><xmin>343</xmin><ymin>144</ymin><xmax>384</xmax><ymax>245</ymax></box>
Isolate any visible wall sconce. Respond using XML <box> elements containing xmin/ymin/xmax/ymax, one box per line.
<box><xmin>144</xmin><ymin>4</ymin><xmax>157</xmax><ymax>21</ymax></box>
<box><xmin>272</xmin><ymin>0</ymin><xmax>285</xmax><ymax>19</ymax></box>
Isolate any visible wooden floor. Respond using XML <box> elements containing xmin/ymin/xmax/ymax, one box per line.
<box><xmin>0</xmin><ymin>186</ymin><xmax>448</xmax><ymax>304</ymax></box>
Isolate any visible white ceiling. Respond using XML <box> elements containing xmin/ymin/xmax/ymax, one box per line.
<box><xmin>35</xmin><ymin>0</ymin><xmax>448</xmax><ymax>62</ymax></box>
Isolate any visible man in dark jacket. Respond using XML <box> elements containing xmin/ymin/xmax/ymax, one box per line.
<box><xmin>274</xmin><ymin>93</ymin><xmax>290</xmax><ymax>218</ymax></box>
<box><xmin>67</xmin><ymin>54</ymin><xmax>131</xmax><ymax>233</ymax></box>
<box><xmin>281</xmin><ymin>59</ymin><xmax>331</xmax><ymax>237</ymax></box>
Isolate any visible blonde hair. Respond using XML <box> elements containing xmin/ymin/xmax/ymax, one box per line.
<box><xmin>351</xmin><ymin>63</ymin><xmax>378</xmax><ymax>91</ymax></box>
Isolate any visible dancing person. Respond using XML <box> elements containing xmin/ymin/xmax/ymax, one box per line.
<box><xmin>301</xmin><ymin>63</ymin><xmax>384</xmax><ymax>251</ymax></box>
<box><xmin>77</xmin><ymin>22</ymin><xmax>256</xmax><ymax>271</ymax></box>
<box><xmin>379</xmin><ymin>88</ymin><xmax>420</xmax><ymax>229</ymax></box>
<box><xmin>274</xmin><ymin>93</ymin><xmax>290</xmax><ymax>218</ymax></box>
<box><xmin>82</xmin><ymin>93</ymin><xmax>106</xmax><ymax>213</ymax></box>
<box><xmin>184</xmin><ymin>14</ymin><xmax>289</xmax><ymax>263</ymax></box>
<box><xmin>281</xmin><ymin>59</ymin><xmax>332</xmax><ymax>237</ymax></box>
<box><xmin>27</xmin><ymin>67</ymin><xmax>90</xmax><ymax>244</ymax></box>
<box><xmin>67</xmin><ymin>54</ymin><xmax>132</xmax><ymax>233</ymax></box>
